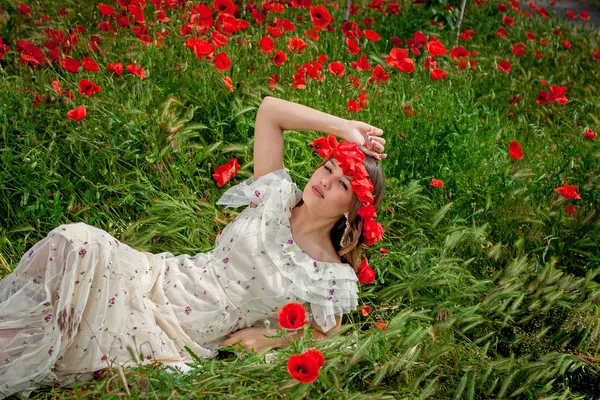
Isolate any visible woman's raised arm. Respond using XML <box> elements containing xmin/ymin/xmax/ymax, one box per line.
<box><xmin>253</xmin><ymin>96</ymin><xmax>349</xmax><ymax>180</ymax></box>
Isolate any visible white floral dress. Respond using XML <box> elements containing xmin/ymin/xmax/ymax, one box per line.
<box><xmin>0</xmin><ymin>168</ymin><xmax>359</xmax><ymax>398</ymax></box>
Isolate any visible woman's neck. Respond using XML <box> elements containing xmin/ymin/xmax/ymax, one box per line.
<box><xmin>289</xmin><ymin>203</ymin><xmax>337</xmax><ymax>245</ymax></box>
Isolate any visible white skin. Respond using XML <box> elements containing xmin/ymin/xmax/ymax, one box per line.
<box><xmin>290</xmin><ymin>158</ymin><xmax>356</xmax><ymax>246</ymax></box>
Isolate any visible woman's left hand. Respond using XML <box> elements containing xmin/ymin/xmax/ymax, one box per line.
<box><xmin>220</xmin><ymin>326</ymin><xmax>281</xmax><ymax>357</ymax></box>
<box><xmin>341</xmin><ymin>120</ymin><xmax>387</xmax><ymax>160</ymax></box>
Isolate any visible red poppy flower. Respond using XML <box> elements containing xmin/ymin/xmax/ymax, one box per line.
<box><xmin>98</xmin><ymin>3</ymin><xmax>114</xmax><ymax>16</ymax></box>
<box><xmin>549</xmin><ymin>85</ymin><xmax>569</xmax><ymax>104</ymax></box>
<box><xmin>536</xmin><ymin>91</ymin><xmax>549</xmax><ymax>106</ymax></box>
<box><xmin>266</xmin><ymin>26</ymin><xmax>283</xmax><ymax>38</ymax></box>
<box><xmin>351</xmin><ymin>54</ymin><xmax>372</xmax><ymax>71</ymax></box>
<box><xmin>273</xmin><ymin>51</ymin><xmax>287</xmax><ymax>67</ymax></box>
<box><xmin>308</xmin><ymin>135</ymin><xmax>338</xmax><ymax>158</ymax></box>
<box><xmin>259</xmin><ymin>36</ymin><xmax>274</xmax><ymax>53</ymax></box>
<box><xmin>524</xmin><ymin>32</ymin><xmax>536</xmax><ymax>42</ymax></box>
<box><xmin>509</xmin><ymin>94</ymin><xmax>521</xmax><ymax>106</ymax></box>
<box><xmin>363</xmin><ymin>219</ymin><xmax>384</xmax><ymax>245</ymax></box>
<box><xmin>304</xmin><ymin>349</ymin><xmax>324</xmax><ymax>368</ymax></box>
<box><xmin>508</xmin><ymin>140</ymin><xmax>523</xmax><ymax>159</ymax></box>
<box><xmin>361</xmin><ymin>305</ymin><xmax>372</xmax><ymax>316</ymax></box>
<box><xmin>357</xmin><ymin>257</ymin><xmax>376</xmax><ymax>284</ymax></box>
<box><xmin>287</xmin><ymin>351</ymin><xmax>322</xmax><ymax>383</ymax></box>
<box><xmin>555</xmin><ymin>182</ymin><xmax>580</xmax><ymax>199</ymax></box>
<box><xmin>358</xmin><ymin>204</ymin><xmax>377</xmax><ymax>219</ymax></box>
<box><xmin>450</xmin><ymin>46</ymin><xmax>470</xmax><ymax>59</ymax></box>
<box><xmin>67</xmin><ymin>105</ymin><xmax>86</xmax><ymax>121</ymax></box>
<box><xmin>222</xmin><ymin>76</ymin><xmax>234</xmax><ymax>92</ymax></box>
<box><xmin>512</xmin><ymin>42</ymin><xmax>526</xmax><ymax>57</ymax></box>
<box><xmin>497</xmin><ymin>60</ymin><xmax>511</xmax><ymax>74</ymax></box>
<box><xmin>536</xmin><ymin>7</ymin><xmax>548</xmax><ymax>18</ymax></box>
<box><xmin>213</xmin><ymin>0</ymin><xmax>236</xmax><ymax>14</ymax></box>
<box><xmin>126</xmin><ymin>62</ymin><xmax>146</xmax><ymax>79</ymax></box>
<box><xmin>502</xmin><ymin>16</ymin><xmax>515</xmax><ymax>26</ymax></box>
<box><xmin>430</xmin><ymin>68</ymin><xmax>448</xmax><ymax>80</ymax></box>
<box><xmin>50</xmin><ymin>79</ymin><xmax>63</xmax><ymax>94</ymax></box>
<box><xmin>33</xmin><ymin>93</ymin><xmax>47</xmax><ymax>109</ymax></box>
<box><xmin>328</xmin><ymin>61</ymin><xmax>345</xmax><ymax>77</ymax></box>
<box><xmin>82</xmin><ymin>56</ymin><xmax>100</xmax><ymax>72</ymax></box>
<box><xmin>19</xmin><ymin>4</ymin><xmax>32</xmax><ymax>15</ymax></box>
<box><xmin>346</xmin><ymin>38</ymin><xmax>360</xmax><ymax>55</ymax></box>
<box><xmin>78</xmin><ymin>79</ymin><xmax>102</xmax><ymax>97</ymax></box>
<box><xmin>186</xmin><ymin>38</ymin><xmax>215</xmax><ymax>59</ymax></box>
<box><xmin>496</xmin><ymin>27</ymin><xmax>508</xmax><ymax>39</ymax></box>
<box><xmin>211</xmin><ymin>31</ymin><xmax>227</xmax><ymax>47</ymax></box>
<box><xmin>108</xmin><ymin>62</ymin><xmax>123</xmax><ymax>76</ymax></box>
<box><xmin>0</xmin><ymin>39</ymin><xmax>9</xmax><ymax>61</ymax></box>
<box><xmin>309</xmin><ymin>6</ymin><xmax>332</xmax><ymax>30</ymax></box>
<box><xmin>304</xmin><ymin>28</ymin><xmax>320</xmax><ymax>41</ymax></box>
<box><xmin>363</xmin><ymin>29</ymin><xmax>381</xmax><ymax>41</ymax></box>
<box><xmin>579</xmin><ymin>11</ymin><xmax>590</xmax><ymax>20</ymax></box>
<box><xmin>376</xmin><ymin>320</ymin><xmax>388</xmax><ymax>331</ymax></box>
<box><xmin>535</xmin><ymin>50</ymin><xmax>544</xmax><ymax>59</ymax></box>
<box><xmin>509</xmin><ymin>0</ymin><xmax>520</xmax><ymax>10</ymax></box>
<box><xmin>317</xmin><ymin>54</ymin><xmax>328</xmax><ymax>63</ymax></box>
<box><xmin>288</xmin><ymin>37</ymin><xmax>307</xmax><ymax>54</ymax></box>
<box><xmin>498</xmin><ymin>3</ymin><xmax>508</xmax><ymax>12</ymax></box>
<box><xmin>584</xmin><ymin>128</ymin><xmax>597</xmax><ymax>139</ymax></box>
<box><xmin>562</xmin><ymin>40</ymin><xmax>571</xmax><ymax>50</ymax></box>
<box><xmin>565</xmin><ymin>205</ymin><xmax>576</xmax><ymax>215</ymax></box>
<box><xmin>61</xmin><ymin>57</ymin><xmax>81</xmax><ymax>74</ymax></box>
<box><xmin>212</xmin><ymin>158</ymin><xmax>239</xmax><ymax>187</ymax></box>
<box><xmin>342</xmin><ymin>20</ymin><xmax>362</xmax><ymax>39</ymax></box>
<box><xmin>127</xmin><ymin>4</ymin><xmax>145</xmax><ymax>24</ymax></box>
<box><xmin>431</xmin><ymin>178</ymin><xmax>444</xmax><ymax>187</ymax></box>
<box><xmin>459</xmin><ymin>29</ymin><xmax>475</xmax><ymax>41</ymax></box>
<box><xmin>277</xmin><ymin>303</ymin><xmax>307</xmax><ymax>330</ymax></box>
<box><xmin>391</xmin><ymin>36</ymin><xmax>403</xmax><ymax>46</ymax></box>
<box><xmin>369</xmin><ymin>65</ymin><xmax>389</xmax><ymax>83</ymax></box>
<box><xmin>213</xmin><ymin>52</ymin><xmax>231</xmax><ymax>70</ymax></box>
<box><xmin>292</xmin><ymin>68</ymin><xmax>306</xmax><ymax>89</ymax></box>
<box><xmin>149</xmin><ymin>9</ymin><xmax>167</xmax><ymax>23</ymax></box>
<box><xmin>426</xmin><ymin>41</ymin><xmax>448</xmax><ymax>56</ymax></box>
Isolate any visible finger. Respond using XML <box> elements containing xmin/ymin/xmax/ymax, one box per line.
<box><xmin>360</xmin><ymin>146</ymin><xmax>384</xmax><ymax>160</ymax></box>
<box><xmin>370</xmin><ymin>136</ymin><xmax>386</xmax><ymax>146</ymax></box>
<box><xmin>221</xmin><ymin>335</ymin><xmax>239</xmax><ymax>347</ymax></box>
<box><xmin>373</xmin><ymin>141</ymin><xmax>385</xmax><ymax>152</ymax></box>
<box><xmin>367</xmin><ymin>127</ymin><xmax>384</xmax><ymax>136</ymax></box>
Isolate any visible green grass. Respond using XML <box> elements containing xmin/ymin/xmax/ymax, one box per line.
<box><xmin>1</xmin><ymin>0</ymin><xmax>599</xmax><ymax>398</ymax></box>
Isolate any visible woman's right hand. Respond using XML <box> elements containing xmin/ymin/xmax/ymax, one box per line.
<box><xmin>341</xmin><ymin>120</ymin><xmax>387</xmax><ymax>160</ymax></box>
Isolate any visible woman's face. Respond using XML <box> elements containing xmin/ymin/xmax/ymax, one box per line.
<box><xmin>302</xmin><ymin>159</ymin><xmax>355</xmax><ymax>218</ymax></box>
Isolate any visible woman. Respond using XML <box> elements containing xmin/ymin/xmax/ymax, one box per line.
<box><xmin>0</xmin><ymin>96</ymin><xmax>386</xmax><ymax>398</ymax></box>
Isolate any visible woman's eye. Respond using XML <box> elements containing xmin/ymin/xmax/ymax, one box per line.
<box><xmin>325</xmin><ymin>165</ymin><xmax>347</xmax><ymax>190</ymax></box>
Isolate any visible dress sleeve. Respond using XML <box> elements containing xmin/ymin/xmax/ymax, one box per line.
<box><xmin>215</xmin><ymin>168</ymin><xmax>295</xmax><ymax>209</ymax></box>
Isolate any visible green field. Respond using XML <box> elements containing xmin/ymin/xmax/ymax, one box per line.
<box><xmin>1</xmin><ymin>0</ymin><xmax>599</xmax><ymax>398</ymax></box>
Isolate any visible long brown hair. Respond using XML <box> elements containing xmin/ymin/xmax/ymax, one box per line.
<box><xmin>300</xmin><ymin>155</ymin><xmax>385</xmax><ymax>273</ymax></box>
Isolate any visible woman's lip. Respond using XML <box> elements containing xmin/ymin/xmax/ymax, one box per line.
<box><xmin>312</xmin><ymin>186</ymin><xmax>324</xmax><ymax>199</ymax></box>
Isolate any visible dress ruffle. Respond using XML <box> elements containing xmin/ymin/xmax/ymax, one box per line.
<box><xmin>216</xmin><ymin>168</ymin><xmax>359</xmax><ymax>333</ymax></box>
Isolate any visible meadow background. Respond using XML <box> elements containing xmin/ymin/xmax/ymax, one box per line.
<box><xmin>0</xmin><ymin>0</ymin><xmax>599</xmax><ymax>398</ymax></box>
